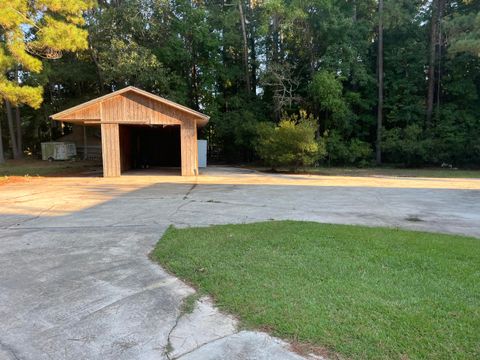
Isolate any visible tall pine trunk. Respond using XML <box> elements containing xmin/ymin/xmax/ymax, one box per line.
<box><xmin>435</xmin><ymin>0</ymin><xmax>446</xmax><ymax>122</ymax></box>
<box><xmin>427</xmin><ymin>0</ymin><xmax>440</xmax><ymax>127</ymax></box>
<box><xmin>15</xmin><ymin>106</ymin><xmax>22</xmax><ymax>157</ymax></box>
<box><xmin>0</xmin><ymin>109</ymin><xmax>5</xmax><ymax>163</ymax></box>
<box><xmin>376</xmin><ymin>0</ymin><xmax>384</xmax><ymax>165</ymax></box>
<box><xmin>238</xmin><ymin>0</ymin><xmax>250</xmax><ymax>94</ymax></box>
<box><xmin>14</xmin><ymin>70</ymin><xmax>22</xmax><ymax>157</ymax></box>
<box><xmin>247</xmin><ymin>0</ymin><xmax>257</xmax><ymax>92</ymax></box>
<box><xmin>5</xmin><ymin>101</ymin><xmax>19</xmax><ymax>160</ymax></box>
<box><xmin>353</xmin><ymin>0</ymin><xmax>357</xmax><ymax>22</ymax></box>
<box><xmin>272</xmin><ymin>14</ymin><xmax>279</xmax><ymax>64</ymax></box>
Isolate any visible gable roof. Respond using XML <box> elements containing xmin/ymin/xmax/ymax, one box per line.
<box><xmin>50</xmin><ymin>86</ymin><xmax>210</xmax><ymax>126</ymax></box>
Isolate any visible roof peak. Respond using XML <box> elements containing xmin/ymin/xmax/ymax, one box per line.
<box><xmin>50</xmin><ymin>86</ymin><xmax>210</xmax><ymax>125</ymax></box>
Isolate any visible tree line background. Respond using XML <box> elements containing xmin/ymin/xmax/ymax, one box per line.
<box><xmin>2</xmin><ymin>0</ymin><xmax>480</xmax><ymax>168</ymax></box>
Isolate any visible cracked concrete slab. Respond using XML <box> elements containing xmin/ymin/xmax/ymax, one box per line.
<box><xmin>176</xmin><ymin>331</ymin><xmax>307</xmax><ymax>360</ymax></box>
<box><xmin>168</xmin><ymin>297</ymin><xmax>237</xmax><ymax>359</ymax></box>
<box><xmin>0</xmin><ymin>167</ymin><xmax>479</xmax><ymax>359</ymax></box>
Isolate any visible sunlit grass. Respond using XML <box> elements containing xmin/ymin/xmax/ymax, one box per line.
<box><xmin>153</xmin><ymin>221</ymin><xmax>480</xmax><ymax>359</ymax></box>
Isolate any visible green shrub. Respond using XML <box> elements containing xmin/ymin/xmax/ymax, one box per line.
<box><xmin>256</xmin><ymin>112</ymin><xmax>324</xmax><ymax>171</ymax></box>
<box><xmin>208</xmin><ymin>106</ymin><xmax>266</xmax><ymax>163</ymax></box>
<box><xmin>310</xmin><ymin>71</ymin><xmax>349</xmax><ymax>120</ymax></box>
<box><xmin>348</xmin><ymin>139</ymin><xmax>374</xmax><ymax>167</ymax></box>
<box><xmin>324</xmin><ymin>131</ymin><xmax>373</xmax><ymax>166</ymax></box>
<box><xmin>382</xmin><ymin>125</ymin><xmax>433</xmax><ymax>166</ymax></box>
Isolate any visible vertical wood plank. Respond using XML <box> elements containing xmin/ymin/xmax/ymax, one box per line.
<box><xmin>181</xmin><ymin>124</ymin><xmax>187</xmax><ymax>176</ymax></box>
<box><xmin>83</xmin><ymin>125</ymin><xmax>88</xmax><ymax>160</ymax></box>
<box><xmin>101</xmin><ymin>123</ymin><xmax>121</xmax><ymax>177</ymax></box>
<box><xmin>180</xmin><ymin>120</ymin><xmax>198</xmax><ymax>176</ymax></box>
<box><xmin>194</xmin><ymin>122</ymin><xmax>198</xmax><ymax>173</ymax></box>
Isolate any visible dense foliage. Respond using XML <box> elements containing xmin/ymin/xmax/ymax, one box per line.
<box><xmin>256</xmin><ymin>112</ymin><xmax>323</xmax><ymax>170</ymax></box>
<box><xmin>0</xmin><ymin>0</ymin><xmax>95</xmax><ymax>108</ymax></box>
<box><xmin>1</xmin><ymin>0</ymin><xmax>479</xmax><ymax>167</ymax></box>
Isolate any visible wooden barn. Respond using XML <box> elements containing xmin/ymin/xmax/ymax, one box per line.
<box><xmin>50</xmin><ymin>86</ymin><xmax>209</xmax><ymax>177</ymax></box>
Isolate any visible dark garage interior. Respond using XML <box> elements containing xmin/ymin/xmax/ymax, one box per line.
<box><xmin>119</xmin><ymin>125</ymin><xmax>181</xmax><ymax>172</ymax></box>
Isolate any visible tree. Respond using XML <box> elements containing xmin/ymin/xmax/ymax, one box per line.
<box><xmin>261</xmin><ymin>62</ymin><xmax>301</xmax><ymax>119</ymax></box>
<box><xmin>426</xmin><ymin>0</ymin><xmax>446</xmax><ymax>127</ymax></box>
<box><xmin>0</xmin><ymin>117</ymin><xmax>4</xmax><ymax>163</ymax></box>
<box><xmin>0</xmin><ymin>0</ymin><xmax>95</xmax><ymax>107</ymax></box>
<box><xmin>256</xmin><ymin>111</ymin><xmax>323</xmax><ymax>171</ymax></box>
<box><xmin>447</xmin><ymin>7</ymin><xmax>480</xmax><ymax>57</ymax></box>
<box><xmin>2</xmin><ymin>0</ymin><xmax>479</xmax><ymax>169</ymax></box>
<box><xmin>310</xmin><ymin>71</ymin><xmax>349</xmax><ymax>133</ymax></box>
<box><xmin>0</xmin><ymin>0</ymin><xmax>95</xmax><ymax>159</ymax></box>
<box><xmin>87</xmin><ymin>0</ymin><xmax>173</xmax><ymax>95</ymax></box>
<box><xmin>376</xmin><ymin>0</ymin><xmax>384</xmax><ymax>164</ymax></box>
<box><xmin>5</xmin><ymin>100</ymin><xmax>18</xmax><ymax>159</ymax></box>
<box><xmin>238</xmin><ymin>0</ymin><xmax>251</xmax><ymax>94</ymax></box>
<box><xmin>15</xmin><ymin>105</ymin><xmax>22</xmax><ymax>156</ymax></box>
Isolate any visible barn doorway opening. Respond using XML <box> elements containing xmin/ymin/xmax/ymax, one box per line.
<box><xmin>119</xmin><ymin>124</ymin><xmax>181</xmax><ymax>174</ymax></box>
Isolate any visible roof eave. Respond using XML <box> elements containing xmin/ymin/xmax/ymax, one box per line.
<box><xmin>49</xmin><ymin>86</ymin><xmax>210</xmax><ymax>123</ymax></box>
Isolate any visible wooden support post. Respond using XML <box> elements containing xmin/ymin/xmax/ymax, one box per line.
<box><xmin>83</xmin><ymin>125</ymin><xmax>88</xmax><ymax>160</ymax></box>
<box><xmin>180</xmin><ymin>121</ymin><xmax>198</xmax><ymax>176</ymax></box>
<box><xmin>101</xmin><ymin>123</ymin><xmax>121</xmax><ymax>177</ymax></box>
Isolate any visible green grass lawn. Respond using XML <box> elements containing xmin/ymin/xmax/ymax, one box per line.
<box><xmin>0</xmin><ymin>159</ymin><xmax>101</xmax><ymax>177</ymax></box>
<box><xmin>153</xmin><ymin>221</ymin><xmax>480</xmax><ymax>359</ymax></box>
<box><xmin>249</xmin><ymin>166</ymin><xmax>480</xmax><ymax>179</ymax></box>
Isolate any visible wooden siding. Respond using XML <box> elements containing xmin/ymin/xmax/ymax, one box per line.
<box><xmin>101</xmin><ymin>123</ymin><xmax>121</xmax><ymax>177</ymax></box>
<box><xmin>51</xmin><ymin>86</ymin><xmax>209</xmax><ymax>126</ymax></box>
<box><xmin>56</xmin><ymin>93</ymin><xmax>197</xmax><ymax>126</ymax></box>
<box><xmin>94</xmin><ymin>93</ymin><xmax>188</xmax><ymax>126</ymax></box>
<box><xmin>181</xmin><ymin>119</ymin><xmax>198</xmax><ymax>176</ymax></box>
<box><xmin>56</xmin><ymin>103</ymin><xmax>101</xmax><ymax>121</ymax></box>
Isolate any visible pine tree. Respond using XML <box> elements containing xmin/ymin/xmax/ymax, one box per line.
<box><xmin>0</xmin><ymin>0</ymin><xmax>95</xmax><ymax>109</ymax></box>
<box><xmin>377</xmin><ymin>0</ymin><xmax>384</xmax><ymax>164</ymax></box>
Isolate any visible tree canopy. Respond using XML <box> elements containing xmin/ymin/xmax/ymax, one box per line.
<box><xmin>0</xmin><ymin>0</ymin><xmax>95</xmax><ymax>108</ymax></box>
<box><xmin>1</xmin><ymin>0</ymin><xmax>479</xmax><ymax>167</ymax></box>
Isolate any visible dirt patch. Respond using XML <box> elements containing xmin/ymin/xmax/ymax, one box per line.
<box><xmin>0</xmin><ymin>176</ymin><xmax>34</xmax><ymax>186</ymax></box>
<box><xmin>0</xmin><ymin>159</ymin><xmax>102</xmax><ymax>178</ymax></box>
<box><xmin>289</xmin><ymin>340</ymin><xmax>341</xmax><ymax>360</ymax></box>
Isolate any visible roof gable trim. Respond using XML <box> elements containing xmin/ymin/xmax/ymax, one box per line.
<box><xmin>50</xmin><ymin>86</ymin><xmax>210</xmax><ymax>124</ymax></box>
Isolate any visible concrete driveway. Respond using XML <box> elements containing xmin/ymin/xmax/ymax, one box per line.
<box><xmin>1</xmin><ymin>167</ymin><xmax>479</xmax><ymax>359</ymax></box>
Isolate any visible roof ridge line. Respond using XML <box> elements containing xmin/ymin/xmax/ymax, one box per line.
<box><xmin>50</xmin><ymin>86</ymin><xmax>210</xmax><ymax>122</ymax></box>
